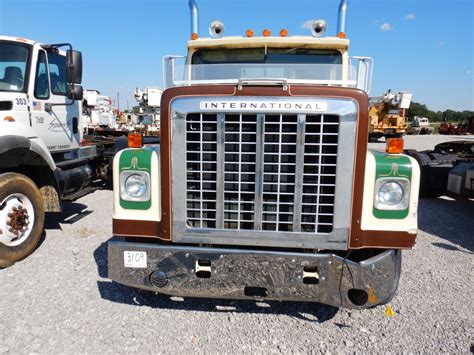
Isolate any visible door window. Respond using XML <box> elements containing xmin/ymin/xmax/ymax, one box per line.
<box><xmin>34</xmin><ymin>51</ymin><xmax>49</xmax><ymax>99</ymax></box>
<box><xmin>47</xmin><ymin>52</ymin><xmax>67</xmax><ymax>96</ymax></box>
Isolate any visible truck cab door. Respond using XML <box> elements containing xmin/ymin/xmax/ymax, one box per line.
<box><xmin>30</xmin><ymin>49</ymin><xmax>81</xmax><ymax>153</ymax></box>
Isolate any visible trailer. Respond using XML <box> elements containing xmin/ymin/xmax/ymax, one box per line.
<box><xmin>405</xmin><ymin>140</ymin><xmax>474</xmax><ymax>197</ymax></box>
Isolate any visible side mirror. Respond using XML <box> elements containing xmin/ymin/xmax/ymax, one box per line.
<box><xmin>67</xmin><ymin>84</ymin><xmax>83</xmax><ymax>101</ymax></box>
<box><xmin>66</xmin><ymin>50</ymin><xmax>83</xmax><ymax>84</ymax></box>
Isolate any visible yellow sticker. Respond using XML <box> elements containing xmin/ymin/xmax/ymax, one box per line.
<box><xmin>385</xmin><ymin>305</ymin><xmax>395</xmax><ymax>318</ymax></box>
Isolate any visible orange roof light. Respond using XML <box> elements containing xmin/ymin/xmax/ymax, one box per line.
<box><xmin>128</xmin><ymin>133</ymin><xmax>143</xmax><ymax>149</ymax></box>
<box><xmin>262</xmin><ymin>29</ymin><xmax>271</xmax><ymax>37</ymax></box>
<box><xmin>246</xmin><ymin>29</ymin><xmax>254</xmax><ymax>38</ymax></box>
<box><xmin>337</xmin><ymin>32</ymin><xmax>346</xmax><ymax>39</ymax></box>
<box><xmin>386</xmin><ymin>138</ymin><xmax>404</xmax><ymax>154</ymax></box>
<box><xmin>279</xmin><ymin>29</ymin><xmax>288</xmax><ymax>37</ymax></box>
<box><xmin>191</xmin><ymin>32</ymin><xmax>199</xmax><ymax>40</ymax></box>
<box><xmin>3</xmin><ymin>116</ymin><xmax>15</xmax><ymax>122</ymax></box>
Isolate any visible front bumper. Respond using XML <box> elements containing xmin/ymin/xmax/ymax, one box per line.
<box><xmin>108</xmin><ymin>241</ymin><xmax>401</xmax><ymax>309</ymax></box>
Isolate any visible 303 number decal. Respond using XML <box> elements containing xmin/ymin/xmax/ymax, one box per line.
<box><xmin>15</xmin><ymin>98</ymin><xmax>27</xmax><ymax>105</ymax></box>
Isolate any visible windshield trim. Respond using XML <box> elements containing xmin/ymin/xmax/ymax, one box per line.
<box><xmin>191</xmin><ymin>48</ymin><xmax>343</xmax><ymax>65</ymax></box>
<box><xmin>0</xmin><ymin>40</ymin><xmax>32</xmax><ymax>94</ymax></box>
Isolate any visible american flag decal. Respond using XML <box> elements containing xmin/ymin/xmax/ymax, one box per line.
<box><xmin>32</xmin><ymin>101</ymin><xmax>41</xmax><ymax>111</ymax></box>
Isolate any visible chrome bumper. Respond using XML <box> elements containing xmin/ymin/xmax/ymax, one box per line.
<box><xmin>108</xmin><ymin>241</ymin><xmax>401</xmax><ymax>309</ymax></box>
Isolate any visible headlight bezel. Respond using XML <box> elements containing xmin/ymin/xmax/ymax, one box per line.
<box><xmin>374</xmin><ymin>177</ymin><xmax>410</xmax><ymax>211</ymax></box>
<box><xmin>120</xmin><ymin>171</ymin><xmax>151</xmax><ymax>202</ymax></box>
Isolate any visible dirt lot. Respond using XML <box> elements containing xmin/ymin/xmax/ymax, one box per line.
<box><xmin>0</xmin><ymin>135</ymin><xmax>473</xmax><ymax>353</ymax></box>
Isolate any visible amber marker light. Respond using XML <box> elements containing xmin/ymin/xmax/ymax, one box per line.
<box><xmin>280</xmin><ymin>29</ymin><xmax>288</xmax><ymax>37</ymax></box>
<box><xmin>3</xmin><ymin>116</ymin><xmax>15</xmax><ymax>122</ymax></box>
<box><xmin>246</xmin><ymin>29</ymin><xmax>254</xmax><ymax>37</ymax></box>
<box><xmin>337</xmin><ymin>32</ymin><xmax>346</xmax><ymax>39</ymax></box>
<box><xmin>128</xmin><ymin>133</ymin><xmax>143</xmax><ymax>148</ymax></box>
<box><xmin>386</xmin><ymin>138</ymin><xmax>404</xmax><ymax>154</ymax></box>
<box><xmin>191</xmin><ymin>33</ymin><xmax>199</xmax><ymax>40</ymax></box>
<box><xmin>263</xmin><ymin>29</ymin><xmax>271</xmax><ymax>37</ymax></box>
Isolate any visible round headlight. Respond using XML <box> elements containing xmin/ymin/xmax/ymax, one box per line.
<box><xmin>378</xmin><ymin>181</ymin><xmax>404</xmax><ymax>205</ymax></box>
<box><xmin>124</xmin><ymin>174</ymin><xmax>148</xmax><ymax>198</ymax></box>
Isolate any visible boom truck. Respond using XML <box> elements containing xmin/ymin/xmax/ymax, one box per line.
<box><xmin>82</xmin><ymin>89</ymin><xmax>116</xmax><ymax>131</ymax></box>
<box><xmin>0</xmin><ymin>36</ymin><xmax>119</xmax><ymax>267</ymax></box>
<box><xmin>133</xmin><ymin>87</ymin><xmax>162</xmax><ymax>135</ymax></box>
<box><xmin>368</xmin><ymin>90</ymin><xmax>412</xmax><ymax>141</ymax></box>
<box><xmin>108</xmin><ymin>0</ymin><xmax>421</xmax><ymax>309</ymax></box>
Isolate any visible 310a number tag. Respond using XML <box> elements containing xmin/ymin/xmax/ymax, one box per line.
<box><xmin>124</xmin><ymin>251</ymin><xmax>147</xmax><ymax>268</ymax></box>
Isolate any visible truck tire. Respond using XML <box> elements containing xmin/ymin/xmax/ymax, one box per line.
<box><xmin>0</xmin><ymin>173</ymin><xmax>45</xmax><ymax>268</ymax></box>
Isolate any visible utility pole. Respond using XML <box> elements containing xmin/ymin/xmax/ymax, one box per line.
<box><xmin>117</xmin><ymin>92</ymin><xmax>120</xmax><ymax>112</ymax></box>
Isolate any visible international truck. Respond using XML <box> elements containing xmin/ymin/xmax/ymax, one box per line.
<box><xmin>108</xmin><ymin>0</ymin><xmax>421</xmax><ymax>309</ymax></box>
<box><xmin>0</xmin><ymin>36</ymin><xmax>118</xmax><ymax>267</ymax></box>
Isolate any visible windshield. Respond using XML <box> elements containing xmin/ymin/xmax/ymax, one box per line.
<box><xmin>187</xmin><ymin>48</ymin><xmax>344</xmax><ymax>82</ymax></box>
<box><xmin>0</xmin><ymin>42</ymin><xmax>30</xmax><ymax>92</ymax></box>
<box><xmin>192</xmin><ymin>48</ymin><xmax>342</xmax><ymax>65</ymax></box>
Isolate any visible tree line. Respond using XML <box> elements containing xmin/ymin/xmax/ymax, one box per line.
<box><xmin>406</xmin><ymin>102</ymin><xmax>474</xmax><ymax>122</ymax></box>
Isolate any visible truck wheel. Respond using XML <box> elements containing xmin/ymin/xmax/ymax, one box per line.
<box><xmin>0</xmin><ymin>173</ymin><xmax>45</xmax><ymax>268</ymax></box>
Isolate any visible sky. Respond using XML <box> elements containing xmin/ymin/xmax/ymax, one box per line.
<box><xmin>0</xmin><ymin>0</ymin><xmax>473</xmax><ymax>112</ymax></box>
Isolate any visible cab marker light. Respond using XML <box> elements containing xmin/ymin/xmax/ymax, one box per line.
<box><xmin>280</xmin><ymin>29</ymin><xmax>288</xmax><ymax>37</ymax></box>
<box><xmin>246</xmin><ymin>29</ymin><xmax>254</xmax><ymax>38</ymax></box>
<box><xmin>386</xmin><ymin>138</ymin><xmax>404</xmax><ymax>154</ymax></box>
<box><xmin>263</xmin><ymin>29</ymin><xmax>271</xmax><ymax>37</ymax></box>
<box><xmin>128</xmin><ymin>133</ymin><xmax>143</xmax><ymax>148</ymax></box>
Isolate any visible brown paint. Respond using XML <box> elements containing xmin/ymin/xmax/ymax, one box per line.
<box><xmin>113</xmin><ymin>219</ymin><xmax>161</xmax><ymax>238</ymax></box>
<box><xmin>159</xmin><ymin>84</ymin><xmax>416</xmax><ymax>249</ymax></box>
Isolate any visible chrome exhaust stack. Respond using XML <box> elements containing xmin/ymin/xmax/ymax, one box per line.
<box><xmin>189</xmin><ymin>0</ymin><xmax>199</xmax><ymax>38</ymax></box>
<box><xmin>337</xmin><ymin>0</ymin><xmax>348</xmax><ymax>36</ymax></box>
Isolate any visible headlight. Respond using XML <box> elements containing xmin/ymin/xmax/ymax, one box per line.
<box><xmin>120</xmin><ymin>171</ymin><xmax>150</xmax><ymax>202</ymax></box>
<box><xmin>374</xmin><ymin>178</ymin><xmax>410</xmax><ymax>210</ymax></box>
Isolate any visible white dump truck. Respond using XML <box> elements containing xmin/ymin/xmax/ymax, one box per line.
<box><xmin>108</xmin><ymin>0</ymin><xmax>421</xmax><ymax>309</ymax></box>
<box><xmin>0</xmin><ymin>36</ymin><xmax>118</xmax><ymax>267</ymax></box>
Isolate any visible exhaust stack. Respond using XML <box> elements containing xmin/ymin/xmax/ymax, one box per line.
<box><xmin>337</xmin><ymin>0</ymin><xmax>348</xmax><ymax>36</ymax></box>
<box><xmin>189</xmin><ymin>0</ymin><xmax>199</xmax><ymax>38</ymax></box>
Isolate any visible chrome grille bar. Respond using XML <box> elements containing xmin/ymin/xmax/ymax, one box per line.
<box><xmin>215</xmin><ymin>113</ymin><xmax>225</xmax><ymax>229</ymax></box>
<box><xmin>293</xmin><ymin>114</ymin><xmax>306</xmax><ymax>232</ymax></box>
<box><xmin>253</xmin><ymin>114</ymin><xmax>265</xmax><ymax>230</ymax></box>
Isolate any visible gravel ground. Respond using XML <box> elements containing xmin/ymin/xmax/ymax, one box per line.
<box><xmin>0</xmin><ymin>136</ymin><xmax>473</xmax><ymax>353</ymax></box>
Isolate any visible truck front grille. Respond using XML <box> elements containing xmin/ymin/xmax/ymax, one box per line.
<box><xmin>185</xmin><ymin>113</ymin><xmax>339</xmax><ymax>234</ymax></box>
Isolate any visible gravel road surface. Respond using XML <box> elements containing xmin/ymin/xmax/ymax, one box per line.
<box><xmin>0</xmin><ymin>136</ymin><xmax>473</xmax><ymax>353</ymax></box>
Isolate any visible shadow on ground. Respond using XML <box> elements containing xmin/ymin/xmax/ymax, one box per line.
<box><xmin>44</xmin><ymin>202</ymin><xmax>92</xmax><ymax>230</ymax></box>
<box><xmin>418</xmin><ymin>197</ymin><xmax>474</xmax><ymax>252</ymax></box>
<box><xmin>93</xmin><ymin>241</ymin><xmax>339</xmax><ymax>323</ymax></box>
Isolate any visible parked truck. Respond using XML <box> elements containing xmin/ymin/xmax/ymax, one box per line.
<box><xmin>133</xmin><ymin>87</ymin><xmax>162</xmax><ymax>136</ymax></box>
<box><xmin>108</xmin><ymin>0</ymin><xmax>420</xmax><ymax>309</ymax></box>
<box><xmin>406</xmin><ymin>116</ymin><xmax>434</xmax><ymax>135</ymax></box>
<box><xmin>82</xmin><ymin>89</ymin><xmax>116</xmax><ymax>130</ymax></box>
<box><xmin>368</xmin><ymin>90</ymin><xmax>412</xmax><ymax>141</ymax></box>
<box><xmin>0</xmin><ymin>36</ymin><xmax>119</xmax><ymax>267</ymax></box>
